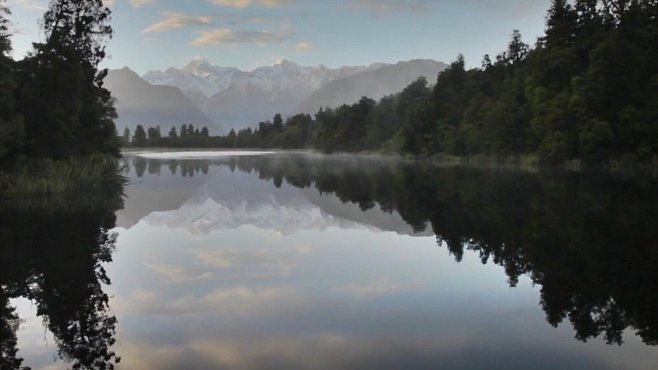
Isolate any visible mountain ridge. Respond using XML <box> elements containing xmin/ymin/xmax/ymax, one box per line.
<box><xmin>105</xmin><ymin>67</ymin><xmax>217</xmax><ymax>133</ymax></box>
<box><xmin>107</xmin><ymin>58</ymin><xmax>448</xmax><ymax>134</ymax></box>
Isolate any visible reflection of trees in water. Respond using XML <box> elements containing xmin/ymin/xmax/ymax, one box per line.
<box><xmin>0</xmin><ymin>192</ymin><xmax>124</xmax><ymax>369</ymax></box>
<box><xmin>130</xmin><ymin>157</ymin><xmax>209</xmax><ymax>178</ymax></box>
<box><xmin>224</xmin><ymin>155</ymin><xmax>658</xmax><ymax>346</ymax></box>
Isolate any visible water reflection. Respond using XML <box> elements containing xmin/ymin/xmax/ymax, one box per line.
<box><xmin>0</xmin><ymin>192</ymin><xmax>124</xmax><ymax>369</ymax></box>
<box><xmin>4</xmin><ymin>153</ymin><xmax>657</xmax><ymax>369</ymax></box>
<box><xmin>124</xmin><ymin>154</ymin><xmax>658</xmax><ymax>347</ymax></box>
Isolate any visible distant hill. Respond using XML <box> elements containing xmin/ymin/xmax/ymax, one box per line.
<box><xmin>104</xmin><ymin>68</ymin><xmax>216</xmax><ymax>133</ymax></box>
<box><xmin>298</xmin><ymin>59</ymin><xmax>448</xmax><ymax>113</ymax></box>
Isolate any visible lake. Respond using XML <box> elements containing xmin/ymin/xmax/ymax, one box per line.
<box><xmin>2</xmin><ymin>151</ymin><xmax>657</xmax><ymax>370</ymax></box>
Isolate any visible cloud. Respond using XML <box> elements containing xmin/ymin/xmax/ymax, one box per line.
<box><xmin>207</xmin><ymin>0</ymin><xmax>293</xmax><ymax>8</ymax></box>
<box><xmin>191</xmin><ymin>28</ymin><xmax>288</xmax><ymax>46</ymax></box>
<box><xmin>339</xmin><ymin>279</ymin><xmax>419</xmax><ymax>296</ymax></box>
<box><xmin>146</xmin><ymin>263</ymin><xmax>214</xmax><ymax>283</ymax></box>
<box><xmin>144</xmin><ymin>12</ymin><xmax>214</xmax><ymax>34</ymax></box>
<box><xmin>352</xmin><ymin>0</ymin><xmax>431</xmax><ymax>15</ymax></box>
<box><xmin>295</xmin><ymin>41</ymin><xmax>314</xmax><ymax>51</ymax></box>
<box><xmin>130</xmin><ymin>0</ymin><xmax>156</xmax><ymax>8</ymax></box>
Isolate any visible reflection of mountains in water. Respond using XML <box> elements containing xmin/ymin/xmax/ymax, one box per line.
<box><xmin>119</xmin><ymin>153</ymin><xmax>658</xmax><ymax>347</ymax></box>
<box><xmin>117</xmin><ymin>154</ymin><xmax>431</xmax><ymax>236</ymax></box>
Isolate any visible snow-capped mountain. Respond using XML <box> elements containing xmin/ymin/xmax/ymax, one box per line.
<box><xmin>109</xmin><ymin>58</ymin><xmax>447</xmax><ymax>134</ymax></box>
<box><xmin>116</xmin><ymin>155</ymin><xmax>430</xmax><ymax>237</ymax></box>
<box><xmin>144</xmin><ymin>58</ymin><xmax>382</xmax><ymax>100</ymax></box>
<box><xmin>142</xmin><ymin>58</ymin><xmax>386</xmax><ymax>132</ymax></box>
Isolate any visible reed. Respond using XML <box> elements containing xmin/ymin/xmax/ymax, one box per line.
<box><xmin>0</xmin><ymin>155</ymin><xmax>127</xmax><ymax>196</ymax></box>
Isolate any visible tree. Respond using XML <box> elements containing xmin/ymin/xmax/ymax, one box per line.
<box><xmin>168</xmin><ymin>126</ymin><xmax>178</xmax><ymax>139</ymax></box>
<box><xmin>121</xmin><ymin>127</ymin><xmax>131</xmax><ymax>146</ymax></box>
<box><xmin>132</xmin><ymin>125</ymin><xmax>148</xmax><ymax>147</ymax></box>
<box><xmin>15</xmin><ymin>0</ymin><xmax>118</xmax><ymax>158</ymax></box>
<box><xmin>0</xmin><ymin>1</ymin><xmax>24</xmax><ymax>161</ymax></box>
<box><xmin>227</xmin><ymin>129</ymin><xmax>237</xmax><ymax>147</ymax></box>
<box><xmin>0</xmin><ymin>0</ymin><xmax>9</xmax><ymax>55</ymax></box>
<box><xmin>147</xmin><ymin>126</ymin><xmax>161</xmax><ymax>146</ymax></box>
<box><xmin>545</xmin><ymin>0</ymin><xmax>577</xmax><ymax>48</ymax></box>
<box><xmin>273</xmin><ymin>114</ymin><xmax>283</xmax><ymax>131</ymax></box>
<box><xmin>507</xmin><ymin>30</ymin><xmax>529</xmax><ymax>64</ymax></box>
<box><xmin>180</xmin><ymin>124</ymin><xmax>188</xmax><ymax>138</ymax></box>
<box><xmin>201</xmin><ymin>126</ymin><xmax>209</xmax><ymax>137</ymax></box>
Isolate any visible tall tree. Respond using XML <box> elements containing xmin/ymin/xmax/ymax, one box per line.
<box><xmin>132</xmin><ymin>125</ymin><xmax>147</xmax><ymax>147</ymax></box>
<box><xmin>0</xmin><ymin>1</ymin><xmax>24</xmax><ymax>161</ymax></box>
<box><xmin>15</xmin><ymin>0</ymin><xmax>118</xmax><ymax>158</ymax></box>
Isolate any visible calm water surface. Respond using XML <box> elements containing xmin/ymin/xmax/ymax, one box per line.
<box><xmin>2</xmin><ymin>152</ymin><xmax>657</xmax><ymax>369</ymax></box>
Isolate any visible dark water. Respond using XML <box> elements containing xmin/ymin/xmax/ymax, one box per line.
<box><xmin>2</xmin><ymin>152</ymin><xmax>657</xmax><ymax>370</ymax></box>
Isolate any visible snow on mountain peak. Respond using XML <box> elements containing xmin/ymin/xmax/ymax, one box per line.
<box><xmin>142</xmin><ymin>58</ymin><xmax>384</xmax><ymax>100</ymax></box>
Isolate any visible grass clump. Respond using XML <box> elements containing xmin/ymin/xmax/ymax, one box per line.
<box><xmin>0</xmin><ymin>154</ymin><xmax>127</xmax><ymax>196</ymax></box>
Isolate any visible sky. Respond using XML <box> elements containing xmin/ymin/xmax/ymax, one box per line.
<box><xmin>7</xmin><ymin>0</ymin><xmax>551</xmax><ymax>74</ymax></box>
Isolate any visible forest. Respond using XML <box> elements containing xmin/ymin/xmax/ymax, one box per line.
<box><xmin>0</xmin><ymin>0</ymin><xmax>122</xmax><ymax>194</ymax></box>
<box><xmin>185</xmin><ymin>0</ymin><xmax>657</xmax><ymax>166</ymax></box>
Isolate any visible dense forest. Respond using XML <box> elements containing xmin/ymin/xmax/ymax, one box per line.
<box><xmin>0</xmin><ymin>0</ymin><xmax>122</xmax><ymax>194</ymax></box>
<box><xmin>177</xmin><ymin>0</ymin><xmax>656</xmax><ymax>166</ymax></box>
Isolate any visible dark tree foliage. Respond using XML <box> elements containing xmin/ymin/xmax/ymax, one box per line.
<box><xmin>0</xmin><ymin>1</ymin><xmax>24</xmax><ymax>162</ymax></box>
<box><xmin>132</xmin><ymin>124</ymin><xmax>147</xmax><ymax>147</ymax></box>
<box><xmin>126</xmin><ymin>124</ymin><xmax>214</xmax><ymax>147</ymax></box>
<box><xmin>7</xmin><ymin>0</ymin><xmax>120</xmax><ymax>160</ymax></box>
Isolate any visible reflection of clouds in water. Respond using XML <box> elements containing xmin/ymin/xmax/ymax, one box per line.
<box><xmin>194</xmin><ymin>245</ymin><xmax>312</xmax><ymax>274</ymax></box>
<box><xmin>146</xmin><ymin>262</ymin><xmax>215</xmax><ymax>283</ymax></box>
<box><xmin>338</xmin><ymin>278</ymin><xmax>421</xmax><ymax>296</ymax></box>
<box><xmin>112</xmin><ymin>285</ymin><xmax>296</xmax><ymax>316</ymax></box>
<box><xmin>106</xmin><ymin>225</ymin><xmax>655</xmax><ymax>370</ymax></box>
<box><xmin>112</xmin><ymin>326</ymin><xmax>622</xmax><ymax>370</ymax></box>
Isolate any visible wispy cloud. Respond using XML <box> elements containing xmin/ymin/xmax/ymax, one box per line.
<box><xmin>207</xmin><ymin>0</ymin><xmax>293</xmax><ymax>8</ymax></box>
<box><xmin>351</xmin><ymin>0</ymin><xmax>431</xmax><ymax>15</ymax></box>
<box><xmin>130</xmin><ymin>0</ymin><xmax>156</xmax><ymax>8</ymax></box>
<box><xmin>191</xmin><ymin>28</ymin><xmax>289</xmax><ymax>46</ymax></box>
<box><xmin>144</xmin><ymin>12</ymin><xmax>214</xmax><ymax>34</ymax></box>
<box><xmin>295</xmin><ymin>41</ymin><xmax>314</xmax><ymax>51</ymax></box>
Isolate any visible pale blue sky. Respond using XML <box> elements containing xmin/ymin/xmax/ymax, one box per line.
<box><xmin>7</xmin><ymin>0</ymin><xmax>550</xmax><ymax>73</ymax></box>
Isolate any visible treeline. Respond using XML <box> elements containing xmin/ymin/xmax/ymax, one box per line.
<box><xmin>122</xmin><ymin>124</ymin><xmax>215</xmax><ymax>148</ymax></box>
<box><xmin>0</xmin><ymin>0</ymin><xmax>120</xmax><ymax>192</ymax></box>
<box><xmin>214</xmin><ymin>0</ymin><xmax>658</xmax><ymax>165</ymax></box>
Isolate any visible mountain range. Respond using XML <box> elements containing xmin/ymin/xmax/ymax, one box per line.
<box><xmin>106</xmin><ymin>58</ymin><xmax>447</xmax><ymax>134</ymax></box>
